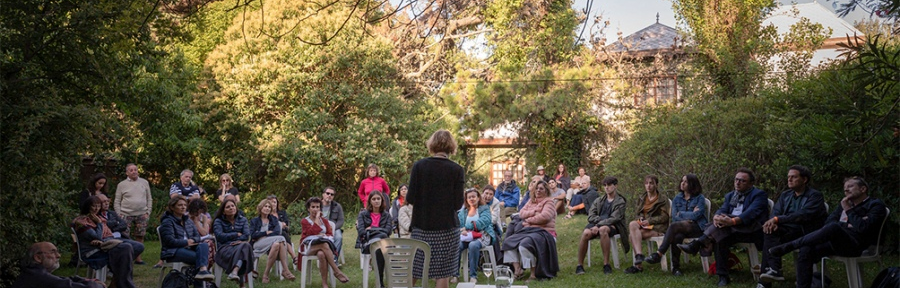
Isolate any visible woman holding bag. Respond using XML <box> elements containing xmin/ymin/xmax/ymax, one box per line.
<box><xmin>454</xmin><ymin>188</ymin><xmax>494</xmax><ymax>283</ymax></box>
<box><xmin>299</xmin><ymin>197</ymin><xmax>349</xmax><ymax>286</ymax></box>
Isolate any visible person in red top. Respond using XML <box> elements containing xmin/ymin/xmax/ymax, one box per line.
<box><xmin>299</xmin><ymin>197</ymin><xmax>349</xmax><ymax>286</ymax></box>
<box><xmin>357</xmin><ymin>163</ymin><xmax>391</xmax><ymax>207</ymax></box>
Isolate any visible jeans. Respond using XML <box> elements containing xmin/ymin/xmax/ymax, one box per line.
<box><xmin>333</xmin><ymin>229</ymin><xmax>343</xmax><ymax>261</ymax></box>
<box><xmin>167</xmin><ymin>243</ymin><xmax>209</xmax><ymax>268</ymax></box>
<box><xmin>458</xmin><ymin>240</ymin><xmax>483</xmax><ymax>278</ymax></box>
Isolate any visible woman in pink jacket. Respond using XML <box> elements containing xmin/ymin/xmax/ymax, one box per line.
<box><xmin>357</xmin><ymin>164</ymin><xmax>391</xmax><ymax>208</ymax></box>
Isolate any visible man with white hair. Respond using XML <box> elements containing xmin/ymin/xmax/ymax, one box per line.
<box><xmin>13</xmin><ymin>242</ymin><xmax>104</xmax><ymax>288</ymax></box>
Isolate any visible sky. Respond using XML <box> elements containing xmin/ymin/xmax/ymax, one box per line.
<box><xmin>576</xmin><ymin>0</ymin><xmax>876</xmax><ymax>43</ymax></box>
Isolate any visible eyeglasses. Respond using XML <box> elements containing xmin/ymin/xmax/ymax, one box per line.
<box><xmin>734</xmin><ymin>178</ymin><xmax>749</xmax><ymax>183</ymax></box>
<box><xmin>221</xmin><ymin>179</ymin><xmax>231</xmax><ymax>182</ymax></box>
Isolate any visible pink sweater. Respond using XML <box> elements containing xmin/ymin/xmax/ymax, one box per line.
<box><xmin>519</xmin><ymin>197</ymin><xmax>557</xmax><ymax>237</ymax></box>
<box><xmin>358</xmin><ymin>176</ymin><xmax>390</xmax><ymax>208</ymax></box>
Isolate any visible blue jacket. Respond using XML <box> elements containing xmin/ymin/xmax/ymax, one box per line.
<box><xmin>159</xmin><ymin>211</ymin><xmax>201</xmax><ymax>259</ymax></box>
<box><xmin>771</xmin><ymin>187</ymin><xmax>827</xmax><ymax>233</ymax></box>
<box><xmin>213</xmin><ymin>215</ymin><xmax>250</xmax><ymax>247</ymax></box>
<box><xmin>671</xmin><ymin>193</ymin><xmax>709</xmax><ymax>230</ymax></box>
<box><xmin>495</xmin><ymin>181</ymin><xmax>521</xmax><ymax>208</ymax></box>
<box><xmin>249</xmin><ymin>214</ymin><xmax>282</xmax><ymax>243</ymax></box>
<box><xmin>716</xmin><ymin>187</ymin><xmax>769</xmax><ymax>226</ymax></box>
<box><xmin>457</xmin><ymin>204</ymin><xmax>495</xmax><ymax>241</ymax></box>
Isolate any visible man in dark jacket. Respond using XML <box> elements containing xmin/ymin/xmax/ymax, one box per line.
<box><xmin>679</xmin><ymin>168</ymin><xmax>769</xmax><ymax>286</ymax></box>
<box><xmin>768</xmin><ymin>176</ymin><xmax>887</xmax><ymax>288</ymax></box>
<box><xmin>98</xmin><ymin>194</ymin><xmax>129</xmax><ymax>238</ymax></box>
<box><xmin>575</xmin><ymin>176</ymin><xmax>629</xmax><ymax>275</ymax></box>
<box><xmin>13</xmin><ymin>242</ymin><xmax>104</xmax><ymax>288</ymax></box>
<box><xmin>757</xmin><ymin>165</ymin><xmax>827</xmax><ymax>287</ymax></box>
<box><xmin>321</xmin><ymin>186</ymin><xmax>346</xmax><ymax>262</ymax></box>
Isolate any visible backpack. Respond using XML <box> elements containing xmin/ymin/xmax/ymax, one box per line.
<box><xmin>707</xmin><ymin>252</ymin><xmax>743</xmax><ymax>275</ymax></box>
<box><xmin>871</xmin><ymin>267</ymin><xmax>900</xmax><ymax>288</ymax></box>
<box><xmin>161</xmin><ymin>269</ymin><xmax>192</xmax><ymax>288</ymax></box>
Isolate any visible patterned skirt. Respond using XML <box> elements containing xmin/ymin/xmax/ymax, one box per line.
<box><xmin>412</xmin><ymin>227</ymin><xmax>458</xmax><ymax>279</ymax></box>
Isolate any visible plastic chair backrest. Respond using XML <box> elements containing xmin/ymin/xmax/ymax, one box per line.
<box><xmin>369</xmin><ymin>238</ymin><xmax>431</xmax><ymax>288</ymax></box>
<box><xmin>868</xmin><ymin>207</ymin><xmax>890</xmax><ymax>257</ymax></box>
<box><xmin>70</xmin><ymin>227</ymin><xmax>84</xmax><ymax>262</ymax></box>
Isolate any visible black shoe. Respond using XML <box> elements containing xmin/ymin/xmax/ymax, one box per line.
<box><xmin>603</xmin><ymin>264</ymin><xmax>613</xmax><ymax>274</ymax></box>
<box><xmin>768</xmin><ymin>244</ymin><xmax>790</xmax><ymax>258</ymax></box>
<box><xmin>717</xmin><ymin>275</ymin><xmax>730</xmax><ymax>287</ymax></box>
<box><xmin>672</xmin><ymin>268</ymin><xmax>683</xmax><ymax>276</ymax></box>
<box><xmin>756</xmin><ymin>282</ymin><xmax>772</xmax><ymax>288</ymax></box>
<box><xmin>634</xmin><ymin>254</ymin><xmax>645</xmax><ymax>265</ymax></box>
<box><xmin>575</xmin><ymin>265</ymin><xmax>586</xmax><ymax>275</ymax></box>
<box><xmin>759</xmin><ymin>267</ymin><xmax>785</xmax><ymax>283</ymax></box>
<box><xmin>624</xmin><ymin>266</ymin><xmax>643</xmax><ymax>274</ymax></box>
<box><xmin>678</xmin><ymin>241</ymin><xmax>701</xmax><ymax>255</ymax></box>
<box><xmin>644</xmin><ymin>252</ymin><xmax>662</xmax><ymax>264</ymax></box>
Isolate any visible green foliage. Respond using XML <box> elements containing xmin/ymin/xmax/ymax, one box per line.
<box><xmin>485</xmin><ymin>0</ymin><xmax>579</xmax><ymax>74</ymax></box>
<box><xmin>203</xmin><ymin>0</ymin><xmax>436</xmax><ymax>201</ymax></box>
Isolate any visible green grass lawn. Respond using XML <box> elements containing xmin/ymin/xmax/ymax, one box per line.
<box><xmin>54</xmin><ymin>214</ymin><xmax>898</xmax><ymax>287</ymax></box>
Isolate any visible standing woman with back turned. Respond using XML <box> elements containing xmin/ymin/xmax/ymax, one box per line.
<box><xmin>407</xmin><ymin>129</ymin><xmax>466</xmax><ymax>288</ymax></box>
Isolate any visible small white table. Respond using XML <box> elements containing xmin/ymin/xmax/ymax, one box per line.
<box><xmin>455</xmin><ymin>283</ymin><xmax>528</xmax><ymax>288</ymax></box>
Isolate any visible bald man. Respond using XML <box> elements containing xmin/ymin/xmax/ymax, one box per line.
<box><xmin>13</xmin><ymin>242</ymin><xmax>104</xmax><ymax>288</ymax></box>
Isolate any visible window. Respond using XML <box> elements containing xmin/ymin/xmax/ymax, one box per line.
<box><xmin>634</xmin><ymin>75</ymin><xmax>679</xmax><ymax>106</ymax></box>
<box><xmin>490</xmin><ymin>161</ymin><xmax>526</xmax><ymax>187</ymax></box>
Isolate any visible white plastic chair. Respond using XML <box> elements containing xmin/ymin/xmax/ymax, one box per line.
<box><xmin>360</xmin><ymin>253</ymin><xmax>373</xmax><ymax>288</ymax></box>
<box><xmin>461</xmin><ymin>243</ymin><xmax>497</xmax><ymax>282</ymax></box>
<box><xmin>369</xmin><ymin>238</ymin><xmax>431</xmax><ymax>288</ymax></box>
<box><xmin>643</xmin><ymin>199</ymin><xmax>673</xmax><ymax>271</ymax></box>
<box><xmin>586</xmin><ymin>234</ymin><xmax>622</xmax><ymax>269</ymax></box>
<box><xmin>734</xmin><ymin>198</ymin><xmax>774</xmax><ymax>280</ymax></box>
<box><xmin>299</xmin><ymin>253</ymin><xmax>336</xmax><ymax>288</ymax></box>
<box><xmin>71</xmin><ymin>228</ymin><xmax>109</xmax><ymax>283</ymax></box>
<box><xmin>821</xmin><ymin>207</ymin><xmax>890</xmax><ymax>288</ymax></box>
<box><xmin>680</xmin><ymin>197</ymin><xmax>713</xmax><ymax>273</ymax></box>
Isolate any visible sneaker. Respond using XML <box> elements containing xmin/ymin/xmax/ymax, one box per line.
<box><xmin>194</xmin><ymin>270</ymin><xmax>215</xmax><ymax>281</ymax></box>
<box><xmin>634</xmin><ymin>254</ymin><xmax>645</xmax><ymax>265</ymax></box>
<box><xmin>717</xmin><ymin>275</ymin><xmax>730</xmax><ymax>287</ymax></box>
<box><xmin>450</xmin><ymin>277</ymin><xmax>458</xmax><ymax>284</ymax></box>
<box><xmin>624</xmin><ymin>266</ymin><xmax>643</xmax><ymax>274</ymax></box>
<box><xmin>759</xmin><ymin>267</ymin><xmax>785</xmax><ymax>283</ymax></box>
<box><xmin>644</xmin><ymin>252</ymin><xmax>662</xmax><ymax>264</ymax></box>
<box><xmin>756</xmin><ymin>282</ymin><xmax>772</xmax><ymax>288</ymax></box>
<box><xmin>672</xmin><ymin>268</ymin><xmax>683</xmax><ymax>276</ymax></box>
<box><xmin>603</xmin><ymin>264</ymin><xmax>612</xmax><ymax>274</ymax></box>
<box><xmin>227</xmin><ymin>272</ymin><xmax>240</xmax><ymax>281</ymax></box>
<box><xmin>469</xmin><ymin>277</ymin><xmax>477</xmax><ymax>283</ymax></box>
<box><xmin>575</xmin><ymin>265</ymin><xmax>586</xmax><ymax>275</ymax></box>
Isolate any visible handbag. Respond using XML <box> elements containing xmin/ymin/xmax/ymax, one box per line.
<box><xmin>471</xmin><ymin>221</ymin><xmax>483</xmax><ymax>239</ymax></box>
<box><xmin>100</xmin><ymin>239</ymin><xmax>123</xmax><ymax>251</ymax></box>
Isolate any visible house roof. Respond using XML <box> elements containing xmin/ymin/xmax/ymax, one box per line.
<box><xmin>606</xmin><ymin>21</ymin><xmax>680</xmax><ymax>53</ymax></box>
<box><xmin>763</xmin><ymin>2</ymin><xmax>862</xmax><ymax>40</ymax></box>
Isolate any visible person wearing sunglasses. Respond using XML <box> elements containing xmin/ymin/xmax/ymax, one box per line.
<box><xmin>216</xmin><ymin>173</ymin><xmax>240</xmax><ymax>204</ymax></box>
<box><xmin>321</xmin><ymin>186</ymin><xmax>346</xmax><ymax>263</ymax></box>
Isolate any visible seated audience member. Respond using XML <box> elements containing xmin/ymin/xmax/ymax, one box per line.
<box><xmin>643</xmin><ymin>174</ymin><xmax>709</xmax><ymax>276</ymax></box>
<box><xmin>356</xmin><ymin>190</ymin><xmax>393</xmax><ymax>287</ymax></box>
<box><xmin>267</xmin><ymin>195</ymin><xmax>295</xmax><ymax>252</ymax></box>
<box><xmin>482</xmin><ymin>185</ymin><xmax>504</xmax><ymax>237</ymax></box>
<box><xmin>454</xmin><ymin>188</ymin><xmax>495</xmax><ymax>283</ymax></box>
<box><xmin>216</xmin><ymin>173</ymin><xmax>240</xmax><ymax>203</ymax></box>
<box><xmin>299</xmin><ymin>197</ymin><xmax>350</xmax><ymax>286</ymax></box>
<box><xmin>249</xmin><ymin>199</ymin><xmax>295</xmax><ymax>283</ymax></box>
<box><xmin>320</xmin><ymin>186</ymin><xmax>346</xmax><ymax>263</ymax></box>
<box><xmin>188</xmin><ymin>198</ymin><xmax>216</xmax><ymax>268</ymax></box>
<box><xmin>170</xmin><ymin>169</ymin><xmax>201</xmax><ymax>200</ymax></box>
<box><xmin>13</xmin><ymin>242</ymin><xmax>104</xmax><ymax>288</ymax></box>
<box><xmin>678</xmin><ymin>168</ymin><xmax>768</xmax><ymax>287</ymax></box>
<box><xmin>72</xmin><ymin>196</ymin><xmax>137</xmax><ymax>288</ymax></box>
<box><xmin>97</xmin><ymin>194</ymin><xmax>129</xmax><ymax>239</ymax></box>
<box><xmin>495</xmin><ymin>170</ymin><xmax>521</xmax><ymax>227</ymax></box>
<box><xmin>553</xmin><ymin>163</ymin><xmax>571</xmax><ymax>191</ymax></box>
<box><xmin>502</xmin><ymin>180</ymin><xmax>559</xmax><ymax>281</ymax></box>
<box><xmin>567</xmin><ymin>182</ymin><xmax>600</xmax><ymax>219</ymax></box>
<box><xmin>574</xmin><ymin>167</ymin><xmax>591</xmax><ymax>190</ymax></box>
<box><xmin>80</xmin><ymin>173</ymin><xmax>108</xmax><ymax>208</ymax></box>
<box><xmin>768</xmin><ymin>176</ymin><xmax>887</xmax><ymax>288</ymax></box>
<box><xmin>518</xmin><ymin>177</ymin><xmax>543</xmax><ymax>210</ymax></box>
<box><xmin>159</xmin><ymin>196</ymin><xmax>215</xmax><ymax>281</ymax></box>
<box><xmin>390</xmin><ymin>184</ymin><xmax>409</xmax><ymax>233</ymax></box>
<box><xmin>213</xmin><ymin>199</ymin><xmax>253</xmax><ymax>286</ymax></box>
<box><xmin>757</xmin><ymin>165</ymin><xmax>827</xmax><ymax>288</ymax></box>
<box><xmin>624</xmin><ymin>175</ymin><xmax>670</xmax><ymax>274</ymax></box>
<box><xmin>564</xmin><ymin>181</ymin><xmax>583</xmax><ymax>218</ymax></box>
<box><xmin>575</xmin><ymin>176</ymin><xmax>628</xmax><ymax>275</ymax></box>
<box><xmin>548</xmin><ymin>179</ymin><xmax>567</xmax><ymax>215</ymax></box>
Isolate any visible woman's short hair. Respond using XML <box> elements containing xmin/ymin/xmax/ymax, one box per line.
<box><xmin>366</xmin><ymin>190</ymin><xmax>386</xmax><ymax>213</ymax></box>
<box><xmin>426</xmin><ymin>129</ymin><xmax>457</xmax><ymax>155</ymax></box>
<box><xmin>188</xmin><ymin>198</ymin><xmax>208</xmax><ymax>215</ymax></box>
<box><xmin>167</xmin><ymin>196</ymin><xmax>187</xmax><ymax>214</ymax></box>
<box><xmin>256</xmin><ymin>199</ymin><xmax>273</xmax><ymax>217</ymax></box>
<box><xmin>306</xmin><ymin>197</ymin><xmax>322</xmax><ymax>209</ymax></box>
<box><xmin>366</xmin><ymin>164</ymin><xmax>379</xmax><ymax>176</ymax></box>
<box><xmin>80</xmin><ymin>196</ymin><xmax>102</xmax><ymax>215</ymax></box>
<box><xmin>87</xmin><ymin>173</ymin><xmax>108</xmax><ymax>193</ymax></box>
<box><xmin>682</xmin><ymin>174</ymin><xmax>703</xmax><ymax>196</ymax></box>
<box><xmin>482</xmin><ymin>185</ymin><xmax>495</xmax><ymax>194</ymax></box>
